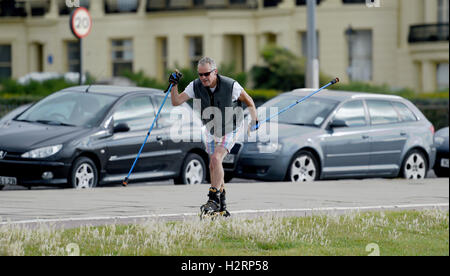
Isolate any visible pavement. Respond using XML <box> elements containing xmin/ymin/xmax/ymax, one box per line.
<box><xmin>0</xmin><ymin>178</ymin><xmax>448</xmax><ymax>229</ymax></box>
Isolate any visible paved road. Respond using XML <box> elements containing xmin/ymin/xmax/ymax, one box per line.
<box><xmin>0</xmin><ymin>178</ymin><xmax>448</xmax><ymax>228</ymax></box>
<box><xmin>0</xmin><ymin>169</ymin><xmax>439</xmax><ymax>191</ymax></box>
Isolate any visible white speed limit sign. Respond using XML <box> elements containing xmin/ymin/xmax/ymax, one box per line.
<box><xmin>70</xmin><ymin>7</ymin><xmax>92</xmax><ymax>39</ymax></box>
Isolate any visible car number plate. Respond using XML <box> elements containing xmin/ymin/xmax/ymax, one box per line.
<box><xmin>441</xmin><ymin>158</ymin><xmax>449</xmax><ymax>168</ymax></box>
<box><xmin>0</xmin><ymin>176</ymin><xmax>17</xmax><ymax>186</ymax></box>
<box><xmin>223</xmin><ymin>154</ymin><xmax>235</xmax><ymax>164</ymax></box>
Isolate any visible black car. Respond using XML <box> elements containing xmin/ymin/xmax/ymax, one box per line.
<box><xmin>433</xmin><ymin>127</ymin><xmax>449</xmax><ymax>177</ymax></box>
<box><xmin>0</xmin><ymin>85</ymin><xmax>216</xmax><ymax>190</ymax></box>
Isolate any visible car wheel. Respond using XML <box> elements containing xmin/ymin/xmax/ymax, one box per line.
<box><xmin>70</xmin><ymin>157</ymin><xmax>98</xmax><ymax>189</ymax></box>
<box><xmin>175</xmin><ymin>153</ymin><xmax>206</xmax><ymax>185</ymax></box>
<box><xmin>287</xmin><ymin>151</ymin><xmax>319</xmax><ymax>182</ymax></box>
<box><xmin>0</xmin><ymin>185</ymin><xmax>4</xmax><ymax>191</ymax></box>
<box><xmin>401</xmin><ymin>149</ymin><xmax>428</xmax><ymax>180</ymax></box>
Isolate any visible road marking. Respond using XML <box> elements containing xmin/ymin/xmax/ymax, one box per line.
<box><xmin>0</xmin><ymin>203</ymin><xmax>448</xmax><ymax>226</ymax></box>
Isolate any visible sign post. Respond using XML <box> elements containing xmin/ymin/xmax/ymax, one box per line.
<box><xmin>69</xmin><ymin>7</ymin><xmax>92</xmax><ymax>85</ymax></box>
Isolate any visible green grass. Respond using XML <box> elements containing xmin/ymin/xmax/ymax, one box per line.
<box><xmin>0</xmin><ymin>210</ymin><xmax>448</xmax><ymax>256</ymax></box>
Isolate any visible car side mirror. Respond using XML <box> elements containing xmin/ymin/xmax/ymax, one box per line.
<box><xmin>113</xmin><ymin>123</ymin><xmax>130</xmax><ymax>133</ymax></box>
<box><xmin>329</xmin><ymin>119</ymin><xmax>348</xmax><ymax>128</ymax></box>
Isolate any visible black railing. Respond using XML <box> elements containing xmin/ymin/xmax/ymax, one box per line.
<box><xmin>105</xmin><ymin>0</ymin><xmax>139</xmax><ymax>14</ymax></box>
<box><xmin>408</xmin><ymin>23</ymin><xmax>449</xmax><ymax>43</ymax></box>
<box><xmin>147</xmin><ymin>0</ymin><xmax>258</xmax><ymax>11</ymax></box>
<box><xmin>60</xmin><ymin>0</ymin><xmax>90</xmax><ymax>15</ymax></box>
<box><xmin>342</xmin><ymin>0</ymin><xmax>366</xmax><ymax>3</ymax></box>
<box><xmin>296</xmin><ymin>0</ymin><xmax>322</xmax><ymax>5</ymax></box>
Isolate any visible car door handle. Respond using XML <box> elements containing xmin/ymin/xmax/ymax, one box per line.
<box><xmin>156</xmin><ymin>136</ymin><xmax>164</xmax><ymax>145</ymax></box>
<box><xmin>400</xmin><ymin>132</ymin><xmax>407</xmax><ymax>136</ymax></box>
<box><xmin>362</xmin><ymin>135</ymin><xmax>370</xmax><ymax>139</ymax></box>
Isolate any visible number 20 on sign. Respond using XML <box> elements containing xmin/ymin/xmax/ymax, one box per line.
<box><xmin>70</xmin><ymin>7</ymin><xmax>92</xmax><ymax>39</ymax></box>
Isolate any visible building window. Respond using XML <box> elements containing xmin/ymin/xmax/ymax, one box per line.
<box><xmin>28</xmin><ymin>0</ymin><xmax>50</xmax><ymax>16</ymax></box>
<box><xmin>347</xmin><ymin>30</ymin><xmax>372</xmax><ymax>82</ymax></box>
<box><xmin>156</xmin><ymin>37</ymin><xmax>168</xmax><ymax>80</ymax></box>
<box><xmin>67</xmin><ymin>41</ymin><xmax>80</xmax><ymax>73</ymax></box>
<box><xmin>264</xmin><ymin>0</ymin><xmax>281</xmax><ymax>7</ymax></box>
<box><xmin>0</xmin><ymin>0</ymin><xmax>27</xmax><ymax>16</ymax></box>
<box><xmin>112</xmin><ymin>39</ymin><xmax>133</xmax><ymax>77</ymax></box>
<box><xmin>437</xmin><ymin>63</ymin><xmax>449</xmax><ymax>90</ymax></box>
<box><xmin>438</xmin><ymin>0</ymin><xmax>449</xmax><ymax>23</ymax></box>
<box><xmin>262</xmin><ymin>32</ymin><xmax>277</xmax><ymax>46</ymax></box>
<box><xmin>188</xmin><ymin>36</ymin><xmax>203</xmax><ymax>70</ymax></box>
<box><xmin>224</xmin><ymin>35</ymin><xmax>245</xmax><ymax>73</ymax></box>
<box><xmin>0</xmin><ymin>45</ymin><xmax>12</xmax><ymax>79</ymax></box>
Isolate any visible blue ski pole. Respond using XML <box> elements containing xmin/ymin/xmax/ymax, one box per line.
<box><xmin>122</xmin><ymin>75</ymin><xmax>178</xmax><ymax>187</ymax></box>
<box><xmin>251</xmin><ymin>77</ymin><xmax>339</xmax><ymax>131</ymax></box>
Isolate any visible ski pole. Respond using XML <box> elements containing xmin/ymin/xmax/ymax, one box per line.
<box><xmin>251</xmin><ymin>77</ymin><xmax>339</xmax><ymax>131</ymax></box>
<box><xmin>122</xmin><ymin>77</ymin><xmax>177</xmax><ymax>187</ymax></box>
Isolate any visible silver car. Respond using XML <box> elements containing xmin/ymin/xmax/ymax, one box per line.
<box><xmin>235</xmin><ymin>89</ymin><xmax>436</xmax><ymax>181</ymax></box>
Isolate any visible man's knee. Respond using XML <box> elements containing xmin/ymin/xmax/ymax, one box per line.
<box><xmin>209</xmin><ymin>154</ymin><xmax>221</xmax><ymax>170</ymax></box>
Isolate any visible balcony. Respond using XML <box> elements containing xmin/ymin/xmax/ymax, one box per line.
<box><xmin>0</xmin><ymin>0</ymin><xmax>326</xmax><ymax>16</ymax></box>
<box><xmin>147</xmin><ymin>0</ymin><xmax>258</xmax><ymax>11</ymax></box>
<box><xmin>408</xmin><ymin>23</ymin><xmax>449</xmax><ymax>43</ymax></box>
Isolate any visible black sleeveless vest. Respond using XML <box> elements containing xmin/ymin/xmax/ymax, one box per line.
<box><xmin>193</xmin><ymin>75</ymin><xmax>243</xmax><ymax>137</ymax></box>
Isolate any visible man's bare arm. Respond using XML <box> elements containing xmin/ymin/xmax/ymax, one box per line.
<box><xmin>170</xmin><ymin>85</ymin><xmax>191</xmax><ymax>106</ymax></box>
<box><xmin>238</xmin><ymin>89</ymin><xmax>258</xmax><ymax>122</ymax></box>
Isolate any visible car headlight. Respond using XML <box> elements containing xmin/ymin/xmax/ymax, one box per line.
<box><xmin>21</xmin><ymin>144</ymin><xmax>63</xmax><ymax>159</ymax></box>
<box><xmin>435</xmin><ymin>136</ymin><xmax>445</xmax><ymax>146</ymax></box>
<box><xmin>257</xmin><ymin>142</ymin><xmax>282</xmax><ymax>153</ymax></box>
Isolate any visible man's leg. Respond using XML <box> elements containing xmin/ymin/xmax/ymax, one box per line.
<box><xmin>209</xmin><ymin>146</ymin><xmax>228</xmax><ymax>191</ymax></box>
<box><xmin>200</xmin><ymin>146</ymin><xmax>227</xmax><ymax>216</ymax></box>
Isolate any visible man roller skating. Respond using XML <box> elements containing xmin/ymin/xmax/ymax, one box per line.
<box><xmin>169</xmin><ymin>57</ymin><xmax>259</xmax><ymax>218</ymax></box>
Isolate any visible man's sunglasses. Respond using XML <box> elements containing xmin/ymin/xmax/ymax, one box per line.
<box><xmin>198</xmin><ymin>70</ymin><xmax>214</xmax><ymax>77</ymax></box>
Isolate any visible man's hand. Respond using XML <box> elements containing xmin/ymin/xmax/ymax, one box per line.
<box><xmin>165</xmin><ymin>70</ymin><xmax>183</xmax><ymax>93</ymax></box>
<box><xmin>247</xmin><ymin>120</ymin><xmax>259</xmax><ymax>136</ymax></box>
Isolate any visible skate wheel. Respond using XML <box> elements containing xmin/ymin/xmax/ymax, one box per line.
<box><xmin>220</xmin><ymin>211</ymin><xmax>231</xmax><ymax>217</ymax></box>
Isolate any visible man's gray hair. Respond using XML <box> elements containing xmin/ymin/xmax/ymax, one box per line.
<box><xmin>198</xmin><ymin>57</ymin><xmax>217</xmax><ymax>70</ymax></box>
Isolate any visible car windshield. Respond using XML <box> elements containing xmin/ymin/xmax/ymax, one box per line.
<box><xmin>259</xmin><ymin>94</ymin><xmax>339</xmax><ymax>127</ymax></box>
<box><xmin>15</xmin><ymin>91</ymin><xmax>117</xmax><ymax>127</ymax></box>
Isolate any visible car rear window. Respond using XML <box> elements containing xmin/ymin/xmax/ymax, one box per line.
<box><xmin>333</xmin><ymin>100</ymin><xmax>367</xmax><ymax>127</ymax></box>
<box><xmin>391</xmin><ymin>101</ymin><xmax>418</xmax><ymax>122</ymax></box>
<box><xmin>366</xmin><ymin>99</ymin><xmax>400</xmax><ymax>125</ymax></box>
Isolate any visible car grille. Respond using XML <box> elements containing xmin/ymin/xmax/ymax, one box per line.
<box><xmin>0</xmin><ymin>151</ymin><xmax>23</xmax><ymax>160</ymax></box>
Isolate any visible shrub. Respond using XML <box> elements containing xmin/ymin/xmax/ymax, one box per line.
<box><xmin>250</xmin><ymin>45</ymin><xmax>330</xmax><ymax>91</ymax></box>
<box><xmin>0</xmin><ymin>78</ymin><xmax>76</xmax><ymax>97</ymax></box>
<box><xmin>121</xmin><ymin>70</ymin><xmax>166</xmax><ymax>90</ymax></box>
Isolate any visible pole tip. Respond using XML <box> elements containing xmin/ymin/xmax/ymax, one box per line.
<box><xmin>331</xmin><ymin>77</ymin><xmax>340</xmax><ymax>85</ymax></box>
<box><xmin>122</xmin><ymin>177</ymin><xmax>128</xmax><ymax>187</ymax></box>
